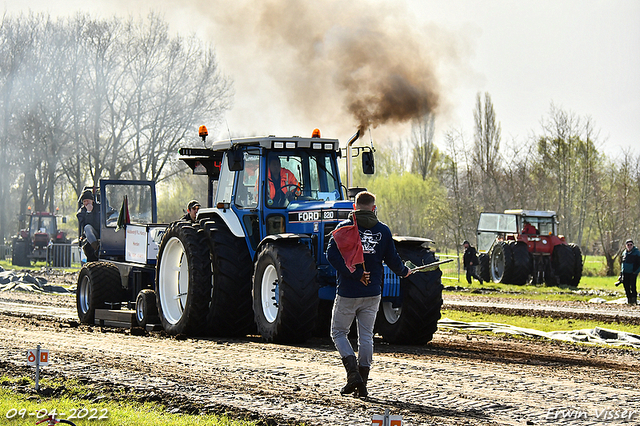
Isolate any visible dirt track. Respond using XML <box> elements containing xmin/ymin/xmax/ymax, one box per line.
<box><xmin>1</xmin><ymin>288</ymin><xmax>640</xmax><ymax>425</ymax></box>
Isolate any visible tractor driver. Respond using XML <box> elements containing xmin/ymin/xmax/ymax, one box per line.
<box><xmin>522</xmin><ymin>221</ymin><xmax>538</xmax><ymax>235</ymax></box>
<box><xmin>266</xmin><ymin>156</ymin><xmax>301</xmax><ymax>207</ymax></box>
<box><xmin>77</xmin><ymin>190</ymin><xmax>101</xmax><ymax>261</ymax></box>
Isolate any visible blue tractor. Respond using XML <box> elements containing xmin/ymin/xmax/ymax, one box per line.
<box><xmin>76</xmin><ymin>128</ymin><xmax>444</xmax><ymax>345</ymax></box>
<box><xmin>155</xmin><ymin>127</ymin><xmax>443</xmax><ymax>344</ymax></box>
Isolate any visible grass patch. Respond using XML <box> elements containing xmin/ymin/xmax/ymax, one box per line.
<box><xmin>442</xmin><ymin>310</ymin><xmax>640</xmax><ymax>335</ymax></box>
<box><xmin>0</xmin><ymin>259</ymin><xmax>81</xmax><ymax>274</ymax></box>
<box><xmin>444</xmin><ymin>272</ymin><xmax>624</xmax><ymax>302</ymax></box>
<box><xmin>0</xmin><ymin>376</ymin><xmax>262</xmax><ymax>426</ymax></box>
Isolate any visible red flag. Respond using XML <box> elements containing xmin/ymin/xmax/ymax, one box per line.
<box><xmin>331</xmin><ymin>212</ymin><xmax>364</xmax><ymax>273</ymax></box>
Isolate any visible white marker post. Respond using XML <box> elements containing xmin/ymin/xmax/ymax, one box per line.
<box><xmin>372</xmin><ymin>409</ymin><xmax>402</xmax><ymax>426</ymax></box>
<box><xmin>27</xmin><ymin>345</ymin><xmax>49</xmax><ymax>391</ymax></box>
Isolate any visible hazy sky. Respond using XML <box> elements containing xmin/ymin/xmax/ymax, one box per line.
<box><xmin>4</xmin><ymin>0</ymin><xmax>639</xmax><ymax>157</ymax></box>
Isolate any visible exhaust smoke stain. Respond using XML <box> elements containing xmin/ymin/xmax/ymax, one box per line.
<box><xmin>189</xmin><ymin>0</ymin><xmax>447</xmax><ymax>133</ymax></box>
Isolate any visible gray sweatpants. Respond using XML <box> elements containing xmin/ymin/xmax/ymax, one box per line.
<box><xmin>330</xmin><ymin>294</ymin><xmax>381</xmax><ymax>368</ymax></box>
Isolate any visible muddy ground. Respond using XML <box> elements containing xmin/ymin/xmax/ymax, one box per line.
<box><xmin>1</xmin><ymin>273</ymin><xmax>639</xmax><ymax>425</ymax></box>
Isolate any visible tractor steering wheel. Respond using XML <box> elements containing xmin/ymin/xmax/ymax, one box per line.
<box><xmin>279</xmin><ymin>184</ymin><xmax>302</xmax><ymax>201</ymax></box>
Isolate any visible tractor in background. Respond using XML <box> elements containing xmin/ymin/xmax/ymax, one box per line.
<box><xmin>12</xmin><ymin>210</ymin><xmax>69</xmax><ymax>266</ymax></box>
<box><xmin>476</xmin><ymin>209</ymin><xmax>583</xmax><ymax>286</ymax></box>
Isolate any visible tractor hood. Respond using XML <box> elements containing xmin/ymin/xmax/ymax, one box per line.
<box><xmin>286</xmin><ymin>200</ymin><xmax>354</xmax><ymax>224</ymax></box>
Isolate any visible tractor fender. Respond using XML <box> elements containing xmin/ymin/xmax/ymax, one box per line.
<box><xmin>197</xmin><ymin>207</ymin><xmax>244</xmax><ymax>238</ymax></box>
<box><xmin>392</xmin><ymin>235</ymin><xmax>434</xmax><ymax>249</ymax></box>
<box><xmin>256</xmin><ymin>233</ymin><xmax>311</xmax><ymax>254</ymax></box>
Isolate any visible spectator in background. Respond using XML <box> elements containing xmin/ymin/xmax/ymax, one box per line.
<box><xmin>182</xmin><ymin>200</ymin><xmax>200</xmax><ymax>222</ymax></box>
<box><xmin>621</xmin><ymin>239</ymin><xmax>640</xmax><ymax>305</ymax></box>
<box><xmin>463</xmin><ymin>240</ymin><xmax>483</xmax><ymax>285</ymax></box>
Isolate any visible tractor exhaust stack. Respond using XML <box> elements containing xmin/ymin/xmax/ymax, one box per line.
<box><xmin>345</xmin><ymin>129</ymin><xmax>361</xmax><ymax>190</ymax></box>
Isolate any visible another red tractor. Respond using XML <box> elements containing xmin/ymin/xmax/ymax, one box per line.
<box><xmin>12</xmin><ymin>210</ymin><xmax>69</xmax><ymax>266</ymax></box>
<box><xmin>476</xmin><ymin>210</ymin><xmax>583</xmax><ymax>286</ymax></box>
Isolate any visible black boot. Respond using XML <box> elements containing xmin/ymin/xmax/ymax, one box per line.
<box><xmin>357</xmin><ymin>365</ymin><xmax>369</xmax><ymax>398</ymax></box>
<box><xmin>340</xmin><ymin>355</ymin><xmax>363</xmax><ymax>395</ymax></box>
<box><xmin>83</xmin><ymin>242</ymin><xmax>98</xmax><ymax>262</ymax></box>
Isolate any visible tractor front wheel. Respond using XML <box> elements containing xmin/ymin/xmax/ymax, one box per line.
<box><xmin>136</xmin><ymin>289</ymin><xmax>159</xmax><ymax>328</ymax></box>
<box><xmin>253</xmin><ymin>242</ymin><xmax>318</xmax><ymax>343</ymax></box>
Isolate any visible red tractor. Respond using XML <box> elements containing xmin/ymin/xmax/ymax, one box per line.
<box><xmin>12</xmin><ymin>210</ymin><xmax>68</xmax><ymax>266</ymax></box>
<box><xmin>476</xmin><ymin>210</ymin><xmax>583</xmax><ymax>286</ymax></box>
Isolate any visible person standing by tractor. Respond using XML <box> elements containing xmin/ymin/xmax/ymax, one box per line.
<box><xmin>463</xmin><ymin>240</ymin><xmax>483</xmax><ymax>285</ymax></box>
<box><xmin>182</xmin><ymin>200</ymin><xmax>200</xmax><ymax>222</ymax></box>
<box><xmin>77</xmin><ymin>190</ymin><xmax>100</xmax><ymax>261</ymax></box>
<box><xmin>620</xmin><ymin>239</ymin><xmax>640</xmax><ymax>305</ymax></box>
<box><xmin>326</xmin><ymin>191</ymin><xmax>411</xmax><ymax>398</ymax></box>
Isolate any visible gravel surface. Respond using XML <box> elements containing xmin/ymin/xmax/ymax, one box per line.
<box><xmin>1</xmin><ymin>272</ymin><xmax>639</xmax><ymax>425</ymax></box>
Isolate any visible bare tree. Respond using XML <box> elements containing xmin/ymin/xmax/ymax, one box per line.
<box><xmin>535</xmin><ymin>104</ymin><xmax>598</xmax><ymax>244</ymax></box>
<box><xmin>472</xmin><ymin>92</ymin><xmax>504</xmax><ymax>210</ymax></box>
<box><xmin>410</xmin><ymin>113</ymin><xmax>441</xmax><ymax>179</ymax></box>
<box><xmin>0</xmin><ymin>13</ymin><xmax>37</xmax><ymax>241</ymax></box>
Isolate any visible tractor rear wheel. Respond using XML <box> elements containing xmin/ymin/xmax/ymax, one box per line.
<box><xmin>477</xmin><ymin>253</ymin><xmax>491</xmax><ymax>283</ymax></box>
<box><xmin>490</xmin><ymin>241</ymin><xmax>514</xmax><ymax>283</ymax></box>
<box><xmin>76</xmin><ymin>262</ymin><xmax>122</xmax><ymax>324</ymax></box>
<box><xmin>203</xmin><ymin>220</ymin><xmax>255</xmax><ymax>337</ymax></box>
<box><xmin>375</xmin><ymin>245</ymin><xmax>443</xmax><ymax>345</ymax></box>
<box><xmin>156</xmin><ymin>222</ymin><xmax>212</xmax><ymax>336</ymax></box>
<box><xmin>550</xmin><ymin>244</ymin><xmax>575</xmax><ymax>285</ymax></box>
<box><xmin>253</xmin><ymin>242</ymin><xmax>318</xmax><ymax>343</ymax></box>
<box><xmin>568</xmin><ymin>243</ymin><xmax>583</xmax><ymax>287</ymax></box>
<box><xmin>510</xmin><ymin>241</ymin><xmax>532</xmax><ymax>285</ymax></box>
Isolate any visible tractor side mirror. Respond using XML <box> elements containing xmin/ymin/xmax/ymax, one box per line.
<box><xmin>362</xmin><ymin>150</ymin><xmax>374</xmax><ymax>175</ymax></box>
<box><xmin>62</xmin><ymin>217</ymin><xmax>67</xmax><ymax>224</ymax></box>
<box><xmin>227</xmin><ymin>147</ymin><xmax>244</xmax><ymax>171</ymax></box>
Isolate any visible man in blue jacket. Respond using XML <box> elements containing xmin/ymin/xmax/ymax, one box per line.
<box><xmin>326</xmin><ymin>191</ymin><xmax>411</xmax><ymax>398</ymax></box>
<box><xmin>621</xmin><ymin>239</ymin><xmax>640</xmax><ymax>305</ymax></box>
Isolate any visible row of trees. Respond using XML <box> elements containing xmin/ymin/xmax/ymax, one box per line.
<box><xmin>2</xmin><ymin>13</ymin><xmax>637</xmax><ymax>275</ymax></box>
<box><xmin>361</xmin><ymin>93</ymin><xmax>639</xmax><ymax>274</ymax></box>
<box><xmin>0</xmin><ymin>12</ymin><xmax>232</xmax><ymax>242</ymax></box>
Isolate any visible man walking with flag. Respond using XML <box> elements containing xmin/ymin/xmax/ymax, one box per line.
<box><xmin>326</xmin><ymin>191</ymin><xmax>411</xmax><ymax>398</ymax></box>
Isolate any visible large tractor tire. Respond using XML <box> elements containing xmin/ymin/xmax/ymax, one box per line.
<box><xmin>477</xmin><ymin>253</ymin><xmax>491</xmax><ymax>283</ymax></box>
<box><xmin>549</xmin><ymin>244</ymin><xmax>575</xmax><ymax>286</ymax></box>
<box><xmin>510</xmin><ymin>241</ymin><xmax>532</xmax><ymax>285</ymax></box>
<box><xmin>568</xmin><ymin>243</ymin><xmax>583</xmax><ymax>287</ymax></box>
<box><xmin>253</xmin><ymin>241</ymin><xmax>318</xmax><ymax>343</ymax></box>
<box><xmin>375</xmin><ymin>244</ymin><xmax>443</xmax><ymax>345</ymax></box>
<box><xmin>202</xmin><ymin>220</ymin><xmax>255</xmax><ymax>337</ymax></box>
<box><xmin>11</xmin><ymin>239</ymin><xmax>30</xmax><ymax>267</ymax></box>
<box><xmin>156</xmin><ymin>222</ymin><xmax>212</xmax><ymax>336</ymax></box>
<box><xmin>76</xmin><ymin>262</ymin><xmax>123</xmax><ymax>324</ymax></box>
<box><xmin>489</xmin><ymin>241</ymin><xmax>514</xmax><ymax>283</ymax></box>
